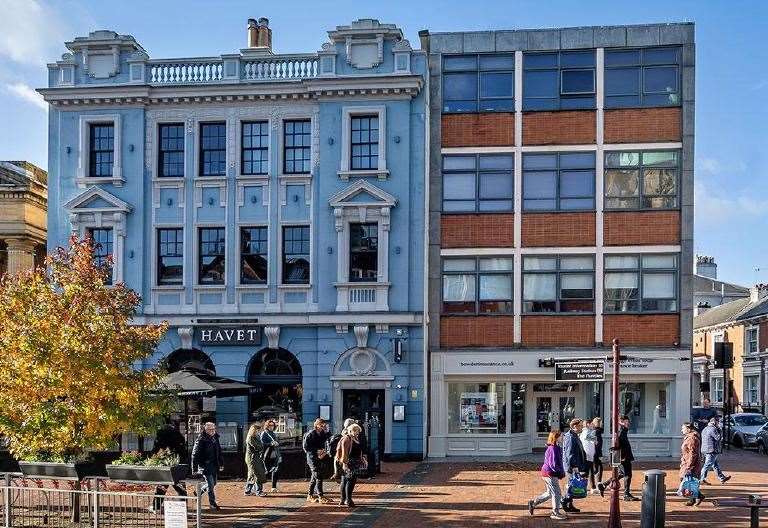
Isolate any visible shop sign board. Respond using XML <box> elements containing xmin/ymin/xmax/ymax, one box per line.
<box><xmin>555</xmin><ymin>360</ymin><xmax>605</xmax><ymax>382</ymax></box>
<box><xmin>163</xmin><ymin>499</ymin><xmax>188</xmax><ymax>528</ymax></box>
<box><xmin>196</xmin><ymin>326</ymin><xmax>261</xmax><ymax>346</ymax></box>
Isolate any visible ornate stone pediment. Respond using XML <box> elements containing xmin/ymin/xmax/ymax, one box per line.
<box><xmin>64</xmin><ymin>187</ymin><xmax>131</xmax><ymax>213</ymax></box>
<box><xmin>331</xmin><ymin>346</ymin><xmax>393</xmax><ymax>379</ymax></box>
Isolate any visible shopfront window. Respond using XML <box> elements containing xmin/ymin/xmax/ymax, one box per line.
<box><xmin>615</xmin><ymin>382</ymin><xmax>671</xmax><ymax>435</ymax></box>
<box><xmin>448</xmin><ymin>382</ymin><xmax>507</xmax><ymax>434</ymax></box>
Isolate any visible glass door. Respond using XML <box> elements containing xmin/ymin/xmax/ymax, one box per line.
<box><xmin>533</xmin><ymin>394</ymin><xmax>578</xmax><ymax>448</ymax></box>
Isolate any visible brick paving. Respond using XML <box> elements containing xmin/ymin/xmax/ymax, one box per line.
<box><xmin>203</xmin><ymin>449</ymin><xmax>768</xmax><ymax>527</ymax></box>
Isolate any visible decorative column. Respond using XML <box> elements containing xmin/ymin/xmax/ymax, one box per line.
<box><xmin>5</xmin><ymin>237</ymin><xmax>37</xmax><ymax>275</ymax></box>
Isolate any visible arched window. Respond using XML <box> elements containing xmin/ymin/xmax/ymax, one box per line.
<box><xmin>164</xmin><ymin>348</ymin><xmax>215</xmax><ymax>374</ymax></box>
<box><xmin>247</xmin><ymin>348</ymin><xmax>302</xmax><ymax>421</ymax></box>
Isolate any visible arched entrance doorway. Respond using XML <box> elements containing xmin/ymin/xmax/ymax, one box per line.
<box><xmin>164</xmin><ymin>348</ymin><xmax>215</xmax><ymax>374</ymax></box>
<box><xmin>247</xmin><ymin>348</ymin><xmax>302</xmax><ymax>423</ymax></box>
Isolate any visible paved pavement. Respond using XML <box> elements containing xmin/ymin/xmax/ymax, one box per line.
<box><xmin>203</xmin><ymin>448</ymin><xmax>768</xmax><ymax>527</ymax></box>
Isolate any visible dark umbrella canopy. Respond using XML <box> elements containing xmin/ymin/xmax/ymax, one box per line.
<box><xmin>160</xmin><ymin>368</ymin><xmax>254</xmax><ymax>397</ymax></box>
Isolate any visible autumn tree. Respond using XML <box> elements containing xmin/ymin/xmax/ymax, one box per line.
<box><xmin>0</xmin><ymin>236</ymin><xmax>169</xmax><ymax>461</ymax></box>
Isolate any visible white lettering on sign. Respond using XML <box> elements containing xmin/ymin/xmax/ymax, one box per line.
<box><xmin>196</xmin><ymin>326</ymin><xmax>261</xmax><ymax>346</ymax></box>
<box><xmin>201</xmin><ymin>329</ymin><xmax>212</xmax><ymax>341</ymax></box>
<box><xmin>458</xmin><ymin>361</ymin><xmax>515</xmax><ymax>368</ymax></box>
<box><xmin>620</xmin><ymin>358</ymin><xmax>654</xmax><ymax>369</ymax></box>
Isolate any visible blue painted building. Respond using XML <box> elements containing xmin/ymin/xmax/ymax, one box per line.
<box><xmin>41</xmin><ymin>18</ymin><xmax>427</xmax><ymax>458</ymax></box>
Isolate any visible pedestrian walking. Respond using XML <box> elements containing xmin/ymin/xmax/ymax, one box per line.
<box><xmin>244</xmin><ymin>422</ymin><xmax>268</xmax><ymax>496</ymax></box>
<box><xmin>150</xmin><ymin>423</ymin><xmax>188</xmax><ymax>513</ymax></box>
<box><xmin>700</xmin><ymin>416</ymin><xmax>732</xmax><ymax>485</ymax></box>
<box><xmin>191</xmin><ymin>422</ymin><xmax>223</xmax><ymax>511</ymax></box>
<box><xmin>303</xmin><ymin>418</ymin><xmax>332</xmax><ymax>504</ymax></box>
<box><xmin>528</xmin><ymin>430</ymin><xmax>567</xmax><ymax>520</ymax></box>
<box><xmin>678</xmin><ymin>422</ymin><xmax>704</xmax><ymax>506</ymax></box>
<box><xmin>579</xmin><ymin>420</ymin><xmax>597</xmax><ymax>494</ymax></box>
<box><xmin>561</xmin><ymin>418</ymin><xmax>588</xmax><ymax>513</ymax></box>
<box><xmin>330</xmin><ymin>418</ymin><xmax>355</xmax><ymax>480</ymax></box>
<box><xmin>337</xmin><ymin>423</ymin><xmax>367</xmax><ymax>507</ymax></box>
<box><xmin>692</xmin><ymin>398</ymin><xmax>718</xmax><ymax>432</ymax></box>
<box><xmin>261</xmin><ymin>419</ymin><xmax>282</xmax><ymax>493</ymax></box>
<box><xmin>597</xmin><ymin>415</ymin><xmax>640</xmax><ymax>501</ymax></box>
<box><xmin>591</xmin><ymin>418</ymin><xmax>604</xmax><ymax>491</ymax></box>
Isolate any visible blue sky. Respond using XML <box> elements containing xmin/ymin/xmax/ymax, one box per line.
<box><xmin>1</xmin><ymin>0</ymin><xmax>766</xmax><ymax>286</ymax></box>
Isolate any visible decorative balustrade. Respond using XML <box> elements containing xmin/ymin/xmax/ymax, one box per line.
<box><xmin>149</xmin><ymin>59</ymin><xmax>224</xmax><ymax>84</ymax></box>
<box><xmin>146</xmin><ymin>54</ymin><xmax>319</xmax><ymax>85</ymax></box>
<box><xmin>335</xmin><ymin>282</ymin><xmax>390</xmax><ymax>312</ymax></box>
<box><xmin>242</xmin><ymin>56</ymin><xmax>318</xmax><ymax>81</ymax></box>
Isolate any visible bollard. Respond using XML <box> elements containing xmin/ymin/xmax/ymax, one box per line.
<box><xmin>640</xmin><ymin>470</ymin><xmax>666</xmax><ymax>528</ymax></box>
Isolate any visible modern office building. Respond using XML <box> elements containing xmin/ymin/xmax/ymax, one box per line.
<box><xmin>422</xmin><ymin>23</ymin><xmax>695</xmax><ymax>457</ymax></box>
<box><xmin>40</xmin><ymin>18</ymin><xmax>427</xmax><ymax>458</ymax></box>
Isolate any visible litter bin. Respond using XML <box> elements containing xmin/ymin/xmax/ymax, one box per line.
<box><xmin>641</xmin><ymin>469</ymin><xmax>666</xmax><ymax>528</ymax></box>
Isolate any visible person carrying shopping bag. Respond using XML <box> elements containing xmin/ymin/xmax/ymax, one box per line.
<box><xmin>678</xmin><ymin>422</ymin><xmax>704</xmax><ymax>506</ymax></box>
<box><xmin>561</xmin><ymin>418</ymin><xmax>589</xmax><ymax>513</ymax></box>
<box><xmin>528</xmin><ymin>430</ymin><xmax>567</xmax><ymax>520</ymax></box>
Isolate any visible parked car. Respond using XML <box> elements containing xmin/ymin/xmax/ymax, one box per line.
<box><xmin>755</xmin><ymin>423</ymin><xmax>768</xmax><ymax>455</ymax></box>
<box><xmin>728</xmin><ymin>413</ymin><xmax>768</xmax><ymax>448</ymax></box>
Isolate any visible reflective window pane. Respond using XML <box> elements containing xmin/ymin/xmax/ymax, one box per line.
<box><xmin>523</xmin><ymin>154</ymin><xmax>557</xmax><ymax>170</ymax></box>
<box><xmin>524</xmin><ymin>70</ymin><xmax>559</xmax><ymax>97</ymax></box>
<box><xmin>561</xmin><ymin>69</ymin><xmax>594</xmax><ymax>94</ymax></box>
<box><xmin>523</xmin><ymin>274</ymin><xmax>557</xmax><ymax>300</ymax></box>
<box><xmin>560</xmin><ymin>152</ymin><xmax>595</xmax><ymax>169</ymax></box>
<box><xmin>479</xmin><ymin>155</ymin><xmax>514</xmax><ymax>170</ymax></box>
<box><xmin>443</xmin><ymin>274</ymin><xmax>476</xmax><ymax>301</ymax></box>
<box><xmin>642</xmin><ymin>272</ymin><xmax>675</xmax><ymax>298</ymax></box>
<box><xmin>523</xmin><ymin>257</ymin><xmax>557</xmax><ymax>271</ymax></box>
<box><xmin>643</xmin><ymin>169</ymin><xmax>677</xmax><ymax>196</ymax></box>
<box><xmin>643</xmin><ymin>47</ymin><xmax>679</xmax><ymax>65</ymax></box>
<box><xmin>444</xmin><ymin>55</ymin><xmax>477</xmax><ymax>71</ymax></box>
<box><xmin>606</xmin><ymin>152</ymin><xmax>640</xmax><ymax>167</ymax></box>
<box><xmin>443</xmin><ymin>259</ymin><xmax>476</xmax><ymax>272</ymax></box>
<box><xmin>642</xmin><ymin>255</ymin><xmax>677</xmax><ymax>269</ymax></box>
<box><xmin>479</xmin><ymin>54</ymin><xmax>515</xmax><ymax>70</ymax></box>
<box><xmin>443</xmin><ymin>156</ymin><xmax>476</xmax><ymax>170</ymax></box>
<box><xmin>605</xmin><ymin>49</ymin><xmax>640</xmax><ymax>67</ymax></box>
<box><xmin>444</xmin><ymin>72</ymin><xmax>478</xmax><ymax>101</ymax></box>
<box><xmin>605</xmin><ymin>256</ymin><xmax>639</xmax><ymax>269</ymax></box>
<box><xmin>480</xmin><ymin>274</ymin><xmax>512</xmax><ymax>300</ymax></box>
<box><xmin>605</xmin><ymin>68</ymin><xmax>640</xmax><ymax>96</ymax></box>
<box><xmin>560</xmin><ymin>50</ymin><xmax>595</xmax><ymax>68</ymax></box>
<box><xmin>561</xmin><ymin>273</ymin><xmax>594</xmax><ymax>298</ymax></box>
<box><xmin>443</xmin><ymin>173</ymin><xmax>476</xmax><ymax>200</ymax></box>
<box><xmin>525</xmin><ymin>53</ymin><xmax>558</xmax><ymax>68</ymax></box>
<box><xmin>560</xmin><ymin>171</ymin><xmax>594</xmax><ymax>197</ymax></box>
<box><xmin>480</xmin><ymin>172</ymin><xmax>513</xmax><ymax>199</ymax></box>
<box><xmin>480</xmin><ymin>72</ymin><xmax>514</xmax><ymax>98</ymax></box>
<box><xmin>644</xmin><ymin>66</ymin><xmax>678</xmax><ymax>94</ymax></box>
<box><xmin>523</xmin><ymin>171</ymin><xmax>556</xmax><ymax>199</ymax></box>
<box><xmin>560</xmin><ymin>256</ymin><xmax>593</xmax><ymax>270</ymax></box>
<box><xmin>479</xmin><ymin>258</ymin><xmax>514</xmax><ymax>271</ymax></box>
<box><xmin>642</xmin><ymin>151</ymin><xmax>678</xmax><ymax>167</ymax></box>
<box><xmin>605</xmin><ymin>169</ymin><xmax>640</xmax><ymax>197</ymax></box>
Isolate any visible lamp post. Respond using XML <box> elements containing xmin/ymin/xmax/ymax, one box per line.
<box><xmin>607</xmin><ymin>338</ymin><xmax>622</xmax><ymax>528</ymax></box>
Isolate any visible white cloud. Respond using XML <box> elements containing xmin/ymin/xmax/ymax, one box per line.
<box><xmin>0</xmin><ymin>0</ymin><xmax>66</xmax><ymax>66</ymax></box>
<box><xmin>4</xmin><ymin>82</ymin><xmax>47</xmax><ymax>110</ymax></box>
<box><xmin>695</xmin><ymin>178</ymin><xmax>768</xmax><ymax>227</ymax></box>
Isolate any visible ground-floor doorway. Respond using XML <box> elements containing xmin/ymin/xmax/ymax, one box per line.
<box><xmin>343</xmin><ymin>389</ymin><xmax>385</xmax><ymax>455</ymax></box>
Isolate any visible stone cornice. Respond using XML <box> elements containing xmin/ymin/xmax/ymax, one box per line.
<box><xmin>38</xmin><ymin>74</ymin><xmax>423</xmax><ymax>107</ymax></box>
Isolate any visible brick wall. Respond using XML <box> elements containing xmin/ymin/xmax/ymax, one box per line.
<box><xmin>604</xmin><ymin>211</ymin><xmax>681</xmax><ymax>246</ymax></box>
<box><xmin>522</xmin><ymin>111</ymin><xmax>596</xmax><ymax>145</ymax></box>
<box><xmin>603</xmin><ymin>314</ymin><xmax>680</xmax><ymax>346</ymax></box>
<box><xmin>521</xmin><ymin>212</ymin><xmax>596</xmax><ymax>247</ymax></box>
<box><xmin>440</xmin><ymin>316</ymin><xmax>515</xmax><ymax>348</ymax></box>
<box><xmin>442</xmin><ymin>113</ymin><xmax>515</xmax><ymax>147</ymax></box>
<box><xmin>604</xmin><ymin>108</ymin><xmax>681</xmax><ymax>144</ymax></box>
<box><xmin>521</xmin><ymin>316</ymin><xmax>594</xmax><ymax>347</ymax></box>
<box><xmin>441</xmin><ymin>214</ymin><xmax>515</xmax><ymax>248</ymax></box>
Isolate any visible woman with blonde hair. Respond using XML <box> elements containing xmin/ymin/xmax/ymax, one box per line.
<box><xmin>260</xmin><ymin>419</ymin><xmax>282</xmax><ymax>492</ymax></box>
<box><xmin>336</xmin><ymin>423</ymin><xmax>367</xmax><ymax>507</ymax></box>
<box><xmin>528</xmin><ymin>430</ymin><xmax>567</xmax><ymax>520</ymax></box>
<box><xmin>245</xmin><ymin>422</ymin><xmax>268</xmax><ymax>496</ymax></box>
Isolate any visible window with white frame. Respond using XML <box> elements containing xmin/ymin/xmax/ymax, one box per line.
<box><xmin>78</xmin><ymin>115</ymin><xmax>122</xmax><ymax>185</ymax></box>
<box><xmin>746</xmin><ymin>327</ymin><xmax>759</xmax><ymax>356</ymax></box>
<box><xmin>442</xmin><ymin>257</ymin><xmax>513</xmax><ymax>314</ymax></box>
<box><xmin>522</xmin><ymin>255</ymin><xmax>595</xmax><ymax>313</ymax></box>
<box><xmin>711</xmin><ymin>376</ymin><xmax>724</xmax><ymax>404</ymax></box>
<box><xmin>604</xmin><ymin>254</ymin><xmax>678</xmax><ymax>313</ymax></box>
<box><xmin>87</xmin><ymin>227</ymin><xmax>113</xmax><ymax>285</ymax></box>
<box><xmin>744</xmin><ymin>375</ymin><xmax>760</xmax><ymax>405</ymax></box>
<box><xmin>442</xmin><ymin>154</ymin><xmax>514</xmax><ymax>212</ymax></box>
<box><xmin>349</xmin><ymin>223</ymin><xmax>378</xmax><ymax>282</ymax></box>
<box><xmin>340</xmin><ymin>107</ymin><xmax>386</xmax><ymax>175</ymax></box>
<box><xmin>605</xmin><ymin>150</ymin><xmax>679</xmax><ymax>210</ymax></box>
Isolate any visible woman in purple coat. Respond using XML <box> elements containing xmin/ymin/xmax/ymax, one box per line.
<box><xmin>528</xmin><ymin>430</ymin><xmax>567</xmax><ymax>520</ymax></box>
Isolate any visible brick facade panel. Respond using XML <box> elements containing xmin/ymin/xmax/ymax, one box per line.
<box><xmin>442</xmin><ymin>113</ymin><xmax>515</xmax><ymax>147</ymax></box>
<box><xmin>603</xmin><ymin>314</ymin><xmax>680</xmax><ymax>346</ymax></box>
<box><xmin>604</xmin><ymin>211</ymin><xmax>681</xmax><ymax>246</ymax></box>
<box><xmin>759</xmin><ymin>321</ymin><xmax>768</xmax><ymax>353</ymax></box>
<box><xmin>521</xmin><ymin>316</ymin><xmax>595</xmax><ymax>347</ymax></box>
<box><xmin>521</xmin><ymin>212</ymin><xmax>596</xmax><ymax>247</ymax></box>
<box><xmin>440</xmin><ymin>316</ymin><xmax>515</xmax><ymax>348</ymax></box>
<box><xmin>522</xmin><ymin>111</ymin><xmax>596</xmax><ymax>145</ymax></box>
<box><xmin>441</xmin><ymin>214</ymin><xmax>515</xmax><ymax>248</ymax></box>
<box><xmin>604</xmin><ymin>108</ymin><xmax>682</xmax><ymax>143</ymax></box>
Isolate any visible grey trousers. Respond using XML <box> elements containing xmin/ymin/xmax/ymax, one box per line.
<box><xmin>533</xmin><ymin>476</ymin><xmax>563</xmax><ymax>513</ymax></box>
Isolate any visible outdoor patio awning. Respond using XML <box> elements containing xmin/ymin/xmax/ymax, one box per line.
<box><xmin>159</xmin><ymin>368</ymin><xmax>254</xmax><ymax>397</ymax></box>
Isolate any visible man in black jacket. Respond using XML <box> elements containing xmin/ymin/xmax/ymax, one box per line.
<box><xmin>303</xmin><ymin>418</ymin><xmax>331</xmax><ymax>503</ymax></box>
<box><xmin>598</xmin><ymin>415</ymin><xmax>640</xmax><ymax>501</ymax></box>
<box><xmin>191</xmin><ymin>422</ymin><xmax>223</xmax><ymax>510</ymax></box>
<box><xmin>561</xmin><ymin>418</ymin><xmax>588</xmax><ymax>513</ymax></box>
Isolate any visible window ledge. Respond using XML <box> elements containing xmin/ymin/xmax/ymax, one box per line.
<box><xmin>521</xmin><ymin>312</ymin><xmax>595</xmax><ymax>316</ymax></box>
<box><xmin>152</xmin><ymin>177</ymin><xmax>185</xmax><ymax>184</ymax></box>
<box><xmin>278</xmin><ymin>283</ymin><xmax>312</xmax><ymax>290</ymax></box>
<box><xmin>338</xmin><ymin>169</ymin><xmax>389</xmax><ymax>181</ymax></box>
<box><xmin>236</xmin><ymin>284</ymin><xmax>269</xmax><ymax>290</ymax></box>
<box><xmin>278</xmin><ymin>173</ymin><xmax>312</xmax><ymax>180</ymax></box>
<box><xmin>194</xmin><ymin>285</ymin><xmax>226</xmax><ymax>291</ymax></box>
<box><xmin>236</xmin><ymin>174</ymin><xmax>270</xmax><ymax>182</ymax></box>
<box><xmin>195</xmin><ymin>176</ymin><xmax>227</xmax><ymax>182</ymax></box>
<box><xmin>152</xmin><ymin>285</ymin><xmax>185</xmax><ymax>291</ymax></box>
<box><xmin>76</xmin><ymin>176</ymin><xmax>125</xmax><ymax>187</ymax></box>
<box><xmin>334</xmin><ymin>281</ymin><xmax>392</xmax><ymax>287</ymax></box>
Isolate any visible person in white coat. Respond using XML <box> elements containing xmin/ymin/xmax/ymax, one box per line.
<box><xmin>579</xmin><ymin>420</ymin><xmax>598</xmax><ymax>494</ymax></box>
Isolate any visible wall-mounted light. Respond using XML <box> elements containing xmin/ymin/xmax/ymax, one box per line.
<box><xmin>395</xmin><ymin>246</ymin><xmax>401</xmax><ymax>254</ymax></box>
<box><xmin>167</xmin><ymin>198</ymin><xmax>173</xmax><ymax>206</ymax></box>
<box><xmin>250</xmin><ymin>195</ymin><xmax>258</xmax><ymax>204</ymax></box>
<box><xmin>129</xmin><ymin>144</ymin><xmax>135</xmax><ymax>152</ymax></box>
<box><xmin>66</xmin><ymin>146</ymin><xmax>71</xmax><ymax>154</ymax></box>
<box><xmin>293</xmin><ymin>194</ymin><xmax>299</xmax><ymax>203</ymax></box>
<box><xmin>208</xmin><ymin>197</ymin><xmax>215</xmax><ymax>206</ymax></box>
<box><xmin>327</xmin><ymin>247</ymin><xmax>333</xmax><ymax>254</ymax></box>
<box><xmin>328</xmin><ymin>137</ymin><xmax>334</xmax><ymax>145</ymax></box>
<box><xmin>129</xmin><ymin>250</ymin><xmax>135</xmax><ymax>259</ymax></box>
<box><xmin>394</xmin><ymin>135</ymin><xmax>401</xmax><ymax>143</ymax></box>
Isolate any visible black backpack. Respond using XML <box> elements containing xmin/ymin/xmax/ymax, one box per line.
<box><xmin>328</xmin><ymin>433</ymin><xmax>343</xmax><ymax>457</ymax></box>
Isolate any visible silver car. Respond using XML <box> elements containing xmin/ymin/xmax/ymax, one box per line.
<box><xmin>728</xmin><ymin>413</ymin><xmax>768</xmax><ymax>448</ymax></box>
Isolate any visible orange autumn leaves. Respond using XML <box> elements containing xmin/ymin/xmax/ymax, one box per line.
<box><xmin>0</xmin><ymin>236</ymin><xmax>170</xmax><ymax>461</ymax></box>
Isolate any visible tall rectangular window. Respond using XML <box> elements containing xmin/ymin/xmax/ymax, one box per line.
<box><xmin>523</xmin><ymin>50</ymin><xmax>596</xmax><ymax>110</ymax></box>
<box><xmin>523</xmin><ymin>152</ymin><xmax>595</xmax><ymax>211</ymax></box>
<box><xmin>199</xmin><ymin>122</ymin><xmax>226</xmax><ymax>176</ymax></box>
<box><xmin>241</xmin><ymin>121</ymin><xmax>269</xmax><ymax>175</ymax></box>
<box><xmin>604</xmin><ymin>254</ymin><xmax>678</xmax><ymax>313</ymax></box>
<box><xmin>283</xmin><ymin>120</ymin><xmax>311</xmax><ymax>174</ymax></box>
<box><xmin>158</xmin><ymin>124</ymin><xmax>185</xmax><ymax>177</ymax></box>
<box><xmin>442</xmin><ymin>154</ymin><xmax>514</xmax><ymax>212</ymax></box>
<box><xmin>89</xmin><ymin>123</ymin><xmax>114</xmax><ymax>177</ymax></box>
<box><xmin>442</xmin><ymin>257</ymin><xmax>513</xmax><ymax>314</ymax></box>
<box><xmin>240</xmin><ymin>226</ymin><xmax>268</xmax><ymax>284</ymax></box>
<box><xmin>350</xmin><ymin>115</ymin><xmax>379</xmax><ymax>170</ymax></box>
<box><xmin>746</xmin><ymin>327</ymin><xmax>759</xmax><ymax>356</ymax></box>
<box><xmin>605</xmin><ymin>47</ymin><xmax>681</xmax><ymax>108</ymax></box>
<box><xmin>522</xmin><ymin>255</ymin><xmax>594</xmax><ymax>313</ymax></box>
<box><xmin>87</xmin><ymin>227</ymin><xmax>113</xmax><ymax>284</ymax></box>
<box><xmin>198</xmin><ymin>227</ymin><xmax>225</xmax><ymax>285</ymax></box>
<box><xmin>157</xmin><ymin>228</ymin><xmax>183</xmax><ymax>285</ymax></box>
<box><xmin>282</xmin><ymin>226</ymin><xmax>310</xmax><ymax>284</ymax></box>
<box><xmin>712</xmin><ymin>377</ymin><xmax>724</xmax><ymax>404</ymax></box>
<box><xmin>349</xmin><ymin>223</ymin><xmax>378</xmax><ymax>282</ymax></box>
<box><xmin>605</xmin><ymin>150</ymin><xmax>679</xmax><ymax>209</ymax></box>
<box><xmin>442</xmin><ymin>54</ymin><xmax>515</xmax><ymax>113</ymax></box>
<box><xmin>745</xmin><ymin>376</ymin><xmax>759</xmax><ymax>405</ymax></box>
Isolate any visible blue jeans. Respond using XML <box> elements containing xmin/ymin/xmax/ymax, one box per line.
<box><xmin>700</xmin><ymin>453</ymin><xmax>726</xmax><ymax>481</ymax></box>
<box><xmin>306</xmin><ymin>455</ymin><xmax>324</xmax><ymax>497</ymax></box>
<box><xmin>200</xmin><ymin>466</ymin><xmax>218</xmax><ymax>505</ymax></box>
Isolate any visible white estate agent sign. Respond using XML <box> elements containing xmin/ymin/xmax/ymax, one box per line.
<box><xmin>164</xmin><ymin>500</ymin><xmax>188</xmax><ymax>528</ymax></box>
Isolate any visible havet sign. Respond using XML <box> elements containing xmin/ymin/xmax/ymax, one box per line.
<box><xmin>197</xmin><ymin>326</ymin><xmax>261</xmax><ymax>346</ymax></box>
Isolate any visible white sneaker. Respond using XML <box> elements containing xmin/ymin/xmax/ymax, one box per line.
<box><xmin>551</xmin><ymin>512</ymin><xmax>568</xmax><ymax>520</ymax></box>
<box><xmin>590</xmin><ymin>488</ymin><xmax>601</xmax><ymax>495</ymax></box>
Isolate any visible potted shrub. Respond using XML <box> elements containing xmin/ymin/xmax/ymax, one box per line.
<box><xmin>106</xmin><ymin>449</ymin><xmax>189</xmax><ymax>484</ymax></box>
<box><xmin>0</xmin><ymin>238</ymin><xmax>172</xmax><ymax>479</ymax></box>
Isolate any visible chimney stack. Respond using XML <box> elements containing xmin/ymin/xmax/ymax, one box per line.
<box><xmin>695</xmin><ymin>255</ymin><xmax>717</xmax><ymax>279</ymax></box>
<box><xmin>247</xmin><ymin>17</ymin><xmax>272</xmax><ymax>51</ymax></box>
<box><xmin>750</xmin><ymin>283</ymin><xmax>768</xmax><ymax>303</ymax></box>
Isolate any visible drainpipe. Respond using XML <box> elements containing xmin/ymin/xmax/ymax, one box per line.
<box><xmin>420</xmin><ymin>31</ymin><xmax>431</xmax><ymax>460</ymax></box>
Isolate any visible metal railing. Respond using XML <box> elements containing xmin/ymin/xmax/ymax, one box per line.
<box><xmin>1</xmin><ymin>474</ymin><xmax>202</xmax><ymax>527</ymax></box>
